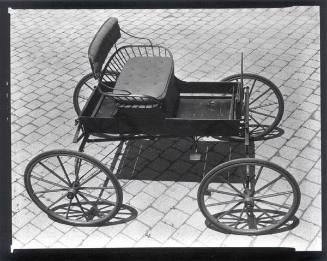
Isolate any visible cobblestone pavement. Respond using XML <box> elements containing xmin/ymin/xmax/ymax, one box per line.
<box><xmin>11</xmin><ymin>7</ymin><xmax>321</xmax><ymax>250</ymax></box>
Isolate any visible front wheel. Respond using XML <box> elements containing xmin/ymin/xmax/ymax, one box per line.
<box><xmin>221</xmin><ymin>73</ymin><xmax>284</xmax><ymax>141</ymax></box>
<box><xmin>197</xmin><ymin>158</ymin><xmax>300</xmax><ymax>235</ymax></box>
<box><xmin>24</xmin><ymin>150</ymin><xmax>123</xmax><ymax>226</ymax></box>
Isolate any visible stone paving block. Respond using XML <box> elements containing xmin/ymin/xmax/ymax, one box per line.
<box><xmin>312</xmin><ymin>193</ymin><xmax>321</xmax><ymax>208</ymax></box>
<box><xmin>15</xmin><ymin>223</ymin><xmax>41</xmax><ymax>245</ymax></box>
<box><xmin>162</xmin><ymin>209</ymin><xmax>189</xmax><ymax>228</ymax></box>
<box><xmin>138</xmin><ymin>207</ymin><xmax>165</xmax><ymax>227</ymax></box>
<box><xmin>129</xmin><ymin>192</ymin><xmax>155</xmax><ymax>211</ymax></box>
<box><xmin>281</xmin><ymin>234</ymin><xmax>309</xmax><ymax>250</ymax></box>
<box><xmin>98</xmin><ymin>223</ymin><xmax>127</xmax><ymax>239</ymax></box>
<box><xmin>292</xmin><ymin>220</ymin><xmax>319</xmax><ymax>242</ymax></box>
<box><xmin>164</xmin><ymin>183</ymin><xmax>190</xmax><ymax>201</ymax></box>
<box><xmin>303</xmin><ymin>119</ymin><xmax>320</xmax><ymax>131</ymax></box>
<box><xmin>256</xmin><ymin>144</ymin><xmax>278</xmax><ymax>159</ymax></box>
<box><xmin>291</xmin><ymin>157</ymin><xmax>315</xmax><ymax>172</ymax></box>
<box><xmin>107</xmin><ymin>234</ymin><xmax>136</xmax><ymax>248</ymax></box>
<box><xmin>172</xmin><ymin>224</ymin><xmax>201</xmax><ymax>245</ymax></box>
<box><xmin>30</xmin><ymin>212</ymin><xmax>54</xmax><ymax>231</ymax></box>
<box><xmin>24</xmin><ymin>239</ymin><xmax>46</xmax><ymax>249</ymax></box>
<box><xmin>162</xmin><ymin>238</ymin><xmax>184</xmax><ymax>247</ymax></box>
<box><xmin>148</xmin><ymin>221</ymin><xmax>176</xmax><ymax>243</ymax></box>
<box><xmin>185</xmin><ymin>211</ymin><xmax>207</xmax><ymax>232</ymax></box>
<box><xmin>143</xmin><ymin>181</ymin><xmax>167</xmax><ymax>197</ymax></box>
<box><xmin>309</xmin><ymin>137</ymin><xmax>321</xmax><ymax>150</ymax></box>
<box><xmin>12</xmin><ymin>208</ymin><xmax>36</xmax><ymax>228</ymax></box>
<box><xmin>175</xmin><ymin>196</ymin><xmax>198</xmax><ymax>215</ymax></box>
<box><xmin>124</xmin><ymin>180</ymin><xmax>147</xmax><ymax>196</ymax></box>
<box><xmin>223</xmin><ymin>235</ymin><xmax>254</xmax><ymax>247</ymax></box>
<box><xmin>59</xmin><ymin>228</ymin><xmax>87</xmax><ymax>247</ymax></box>
<box><xmin>251</xmin><ymin>235</ymin><xmax>282</xmax><ymax>247</ymax></box>
<box><xmin>122</xmin><ymin>220</ymin><xmax>149</xmax><ymax>241</ymax></box>
<box><xmin>308</xmin><ymin>236</ymin><xmax>321</xmax><ymax>251</ymax></box>
<box><xmin>12</xmin><ymin>194</ymin><xmax>32</xmax><ymax>214</ymax></box>
<box><xmin>300</xmin><ymin>147</ymin><xmax>320</xmax><ymax>162</ymax></box>
<box><xmin>34</xmin><ymin>226</ymin><xmax>64</xmax><ymax>247</ymax></box>
<box><xmin>134</xmin><ymin>236</ymin><xmax>162</xmax><ymax>247</ymax></box>
<box><xmin>294</xmin><ymin>127</ymin><xmax>317</xmax><ymax>141</ymax></box>
<box><xmin>302</xmin><ymin>206</ymin><xmax>321</xmax><ymax>226</ymax></box>
<box><xmin>300</xmin><ymin>179</ymin><xmax>320</xmax><ymax>197</ymax></box>
<box><xmin>298</xmin><ymin>194</ymin><xmax>313</xmax><ymax>211</ymax></box>
<box><xmin>270</xmin><ymin>156</ymin><xmax>290</xmax><ymax>169</ymax></box>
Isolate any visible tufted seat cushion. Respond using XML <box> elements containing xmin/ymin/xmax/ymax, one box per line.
<box><xmin>114</xmin><ymin>56</ymin><xmax>178</xmax><ymax>115</ymax></box>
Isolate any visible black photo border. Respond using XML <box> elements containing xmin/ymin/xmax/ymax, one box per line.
<box><xmin>0</xmin><ymin>0</ymin><xmax>325</xmax><ymax>260</ymax></box>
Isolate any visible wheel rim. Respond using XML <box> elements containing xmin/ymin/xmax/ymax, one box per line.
<box><xmin>73</xmin><ymin>73</ymin><xmax>97</xmax><ymax>115</ymax></box>
<box><xmin>24</xmin><ymin>150</ymin><xmax>122</xmax><ymax>226</ymax></box>
<box><xmin>198</xmin><ymin>159</ymin><xmax>300</xmax><ymax>235</ymax></box>
<box><xmin>221</xmin><ymin>74</ymin><xmax>284</xmax><ymax>140</ymax></box>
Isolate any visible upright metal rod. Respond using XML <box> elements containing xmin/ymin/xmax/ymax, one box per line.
<box><xmin>244</xmin><ymin>86</ymin><xmax>250</xmax><ymax>156</ymax></box>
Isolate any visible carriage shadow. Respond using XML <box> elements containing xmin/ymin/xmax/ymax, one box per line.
<box><xmin>114</xmin><ymin>137</ymin><xmax>255</xmax><ymax>183</ymax></box>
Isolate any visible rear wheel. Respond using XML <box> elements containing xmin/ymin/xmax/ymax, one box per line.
<box><xmin>197</xmin><ymin>158</ymin><xmax>300</xmax><ymax>235</ymax></box>
<box><xmin>221</xmin><ymin>73</ymin><xmax>284</xmax><ymax>141</ymax></box>
<box><xmin>24</xmin><ymin>150</ymin><xmax>123</xmax><ymax>226</ymax></box>
<box><xmin>73</xmin><ymin>73</ymin><xmax>97</xmax><ymax>116</ymax></box>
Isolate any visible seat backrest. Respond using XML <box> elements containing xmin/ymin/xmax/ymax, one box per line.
<box><xmin>88</xmin><ymin>17</ymin><xmax>121</xmax><ymax>79</ymax></box>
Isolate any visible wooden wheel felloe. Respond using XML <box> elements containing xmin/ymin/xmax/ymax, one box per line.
<box><xmin>197</xmin><ymin>158</ymin><xmax>300</xmax><ymax>235</ymax></box>
<box><xmin>221</xmin><ymin>73</ymin><xmax>284</xmax><ymax>141</ymax></box>
<box><xmin>24</xmin><ymin>150</ymin><xmax>123</xmax><ymax>226</ymax></box>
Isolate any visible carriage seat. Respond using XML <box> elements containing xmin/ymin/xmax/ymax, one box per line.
<box><xmin>114</xmin><ymin>56</ymin><xmax>178</xmax><ymax>116</ymax></box>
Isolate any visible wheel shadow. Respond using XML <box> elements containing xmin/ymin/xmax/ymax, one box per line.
<box><xmin>47</xmin><ymin>203</ymin><xmax>138</xmax><ymax>227</ymax></box>
<box><xmin>204</xmin><ymin>215</ymin><xmax>300</xmax><ymax>236</ymax></box>
<box><xmin>99</xmin><ymin>204</ymin><xmax>138</xmax><ymax>226</ymax></box>
<box><xmin>258</xmin><ymin>127</ymin><xmax>285</xmax><ymax>141</ymax></box>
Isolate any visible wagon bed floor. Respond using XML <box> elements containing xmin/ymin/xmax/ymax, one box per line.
<box><xmin>176</xmin><ymin>98</ymin><xmax>232</xmax><ymax>119</ymax></box>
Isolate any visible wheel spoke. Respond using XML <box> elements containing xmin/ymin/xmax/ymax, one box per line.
<box><xmin>254</xmin><ymin>191</ymin><xmax>292</xmax><ymax>200</ymax></box>
<box><xmin>207</xmin><ymin>188</ymin><xmax>243</xmax><ymax>198</ymax></box>
<box><xmin>79</xmin><ymin>186</ymin><xmax>115</xmax><ymax>190</ymax></box>
<box><xmin>249</xmin><ymin>88</ymin><xmax>271</xmax><ymax>105</ymax></box>
<box><xmin>31</xmin><ymin>175</ymin><xmax>68</xmax><ymax>189</ymax></box>
<box><xmin>65</xmin><ymin>198</ymin><xmax>73</xmax><ymax>219</ymax></box>
<box><xmin>255</xmin><ymin>174</ymin><xmax>283</xmax><ymax>194</ymax></box>
<box><xmin>216</xmin><ymin>201</ymin><xmax>243</xmax><ymax>220</ymax></box>
<box><xmin>84</xmin><ymin>82</ymin><xmax>95</xmax><ymax>91</ymax></box>
<box><xmin>74</xmin><ymin>194</ymin><xmax>88</xmax><ymax>220</ymax></box>
<box><xmin>47</xmin><ymin>192</ymin><xmax>68</xmax><ymax>210</ymax></box>
<box><xmin>74</xmin><ymin>158</ymin><xmax>82</xmax><ymax>180</ymax></box>
<box><xmin>78</xmin><ymin>190</ymin><xmax>117</xmax><ymax>206</ymax></box>
<box><xmin>249</xmin><ymin>79</ymin><xmax>256</xmax><ymax>97</ymax></box>
<box><xmin>206</xmin><ymin>198</ymin><xmax>244</xmax><ymax>207</ymax></box>
<box><xmin>251</xmin><ymin>102</ymin><xmax>278</xmax><ymax>110</ymax></box>
<box><xmin>254</xmin><ymin>202</ymin><xmax>277</xmax><ymax>222</ymax></box>
<box><xmin>255</xmin><ymin>199</ymin><xmax>291</xmax><ymax>210</ymax></box>
<box><xmin>254</xmin><ymin>166</ymin><xmax>263</xmax><ymax>187</ymax></box>
<box><xmin>234</xmin><ymin>205</ymin><xmax>246</xmax><ymax>228</ymax></box>
<box><xmin>249</xmin><ymin>114</ymin><xmax>267</xmax><ymax>132</ymax></box>
<box><xmin>79</xmin><ymin>169</ymin><xmax>102</xmax><ymax>186</ymax></box>
<box><xmin>34</xmin><ymin>188</ymin><xmax>68</xmax><ymax>194</ymax></box>
<box><xmin>39</xmin><ymin>162</ymin><xmax>70</xmax><ymax>186</ymax></box>
<box><xmin>249</xmin><ymin>109</ymin><xmax>276</xmax><ymax>118</ymax></box>
<box><xmin>216</xmin><ymin>174</ymin><xmax>244</xmax><ymax>196</ymax></box>
<box><xmin>57</xmin><ymin>156</ymin><xmax>72</xmax><ymax>185</ymax></box>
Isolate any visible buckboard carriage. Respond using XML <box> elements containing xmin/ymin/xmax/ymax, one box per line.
<box><xmin>24</xmin><ymin>17</ymin><xmax>300</xmax><ymax>235</ymax></box>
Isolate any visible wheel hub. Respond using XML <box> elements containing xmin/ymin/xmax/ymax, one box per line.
<box><xmin>243</xmin><ymin>188</ymin><xmax>254</xmax><ymax>205</ymax></box>
<box><xmin>66</xmin><ymin>181</ymin><xmax>80</xmax><ymax>199</ymax></box>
